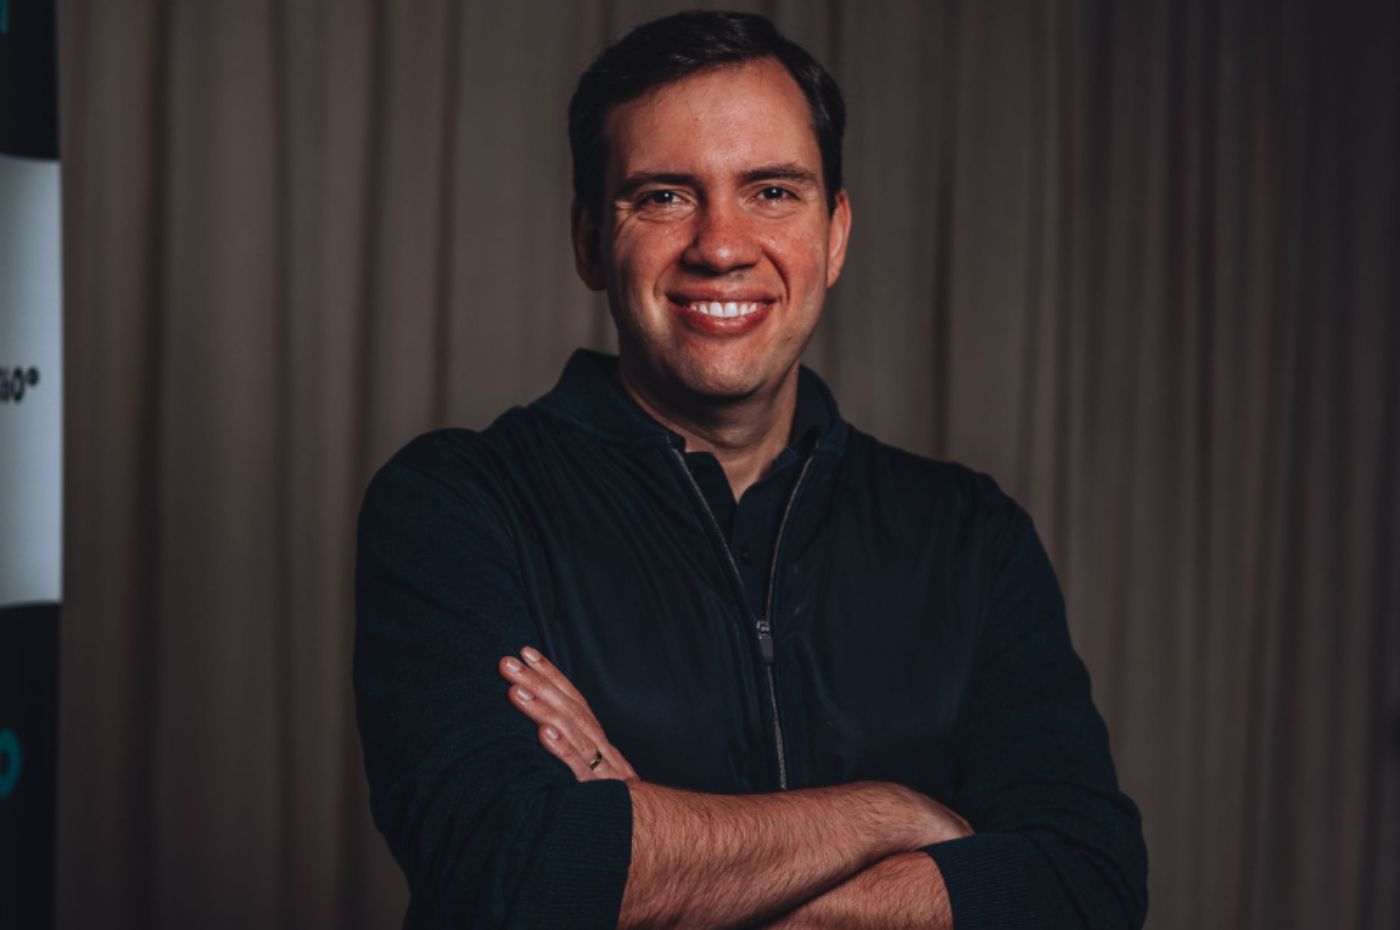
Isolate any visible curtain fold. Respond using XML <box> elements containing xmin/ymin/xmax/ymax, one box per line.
<box><xmin>56</xmin><ymin>1</ymin><xmax>1398</xmax><ymax>928</ymax></box>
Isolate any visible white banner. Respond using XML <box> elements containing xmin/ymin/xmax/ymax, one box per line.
<box><xmin>0</xmin><ymin>153</ymin><xmax>62</xmax><ymax>608</ymax></box>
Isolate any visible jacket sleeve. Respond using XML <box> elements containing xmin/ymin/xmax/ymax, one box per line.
<box><xmin>922</xmin><ymin>495</ymin><xmax>1148</xmax><ymax>930</ymax></box>
<box><xmin>353</xmin><ymin>435</ymin><xmax>633</xmax><ymax>929</ymax></box>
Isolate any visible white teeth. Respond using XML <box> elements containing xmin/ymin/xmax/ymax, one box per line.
<box><xmin>689</xmin><ymin>301</ymin><xmax>761</xmax><ymax>318</ymax></box>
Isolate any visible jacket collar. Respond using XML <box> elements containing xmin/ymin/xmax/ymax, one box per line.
<box><xmin>533</xmin><ymin>348</ymin><xmax>849</xmax><ymax>454</ymax></box>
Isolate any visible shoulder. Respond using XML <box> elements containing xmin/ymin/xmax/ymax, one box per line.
<box><xmin>362</xmin><ymin>405</ymin><xmax>548</xmax><ymax>504</ymax></box>
<box><xmin>839</xmin><ymin>426</ymin><xmax>1027</xmax><ymax>536</ymax></box>
<box><xmin>362</xmin><ymin>428</ymin><xmax>495</xmax><ymax>511</ymax></box>
<box><xmin>358</xmin><ymin>401</ymin><xmax>582</xmax><ymax>542</ymax></box>
<box><xmin>372</xmin><ymin>426</ymin><xmax>496</xmax><ymax>483</ymax></box>
<box><xmin>358</xmin><ymin>410</ymin><xmax>548</xmax><ymax>539</ymax></box>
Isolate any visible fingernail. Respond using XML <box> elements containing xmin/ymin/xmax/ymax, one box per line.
<box><xmin>522</xmin><ymin>646</ymin><xmax>542</xmax><ymax>663</ymax></box>
<box><xmin>503</xmin><ymin>658</ymin><xmax>522</xmax><ymax>673</ymax></box>
<box><xmin>544</xmin><ymin>725</ymin><xmax>560</xmax><ymax>740</ymax></box>
<box><xmin>515</xmin><ymin>687</ymin><xmax>533</xmax><ymax>701</ymax></box>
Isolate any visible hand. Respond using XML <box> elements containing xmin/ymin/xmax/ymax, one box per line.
<box><xmin>498</xmin><ymin>645</ymin><xmax>640</xmax><ymax>784</ymax></box>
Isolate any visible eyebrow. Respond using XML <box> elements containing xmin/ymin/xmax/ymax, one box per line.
<box><xmin>740</xmin><ymin>163</ymin><xmax>821</xmax><ymax>187</ymax></box>
<box><xmin>614</xmin><ymin>163</ymin><xmax>821</xmax><ymax>199</ymax></box>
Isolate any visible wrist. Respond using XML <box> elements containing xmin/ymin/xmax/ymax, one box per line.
<box><xmin>862</xmin><ymin>781</ymin><xmax>972</xmax><ymax>851</ymax></box>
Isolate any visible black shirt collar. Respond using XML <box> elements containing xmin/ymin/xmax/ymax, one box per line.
<box><xmin>784</xmin><ymin>366</ymin><xmax>832</xmax><ymax>456</ymax></box>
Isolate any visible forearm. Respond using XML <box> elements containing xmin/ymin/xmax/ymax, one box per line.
<box><xmin>762</xmin><ymin>852</ymin><xmax>952</xmax><ymax>930</ymax></box>
<box><xmin>617</xmin><ymin>779</ymin><xmax>927</xmax><ymax>930</ymax></box>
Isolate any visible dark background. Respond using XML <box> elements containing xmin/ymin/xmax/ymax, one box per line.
<box><xmin>51</xmin><ymin>1</ymin><xmax>1399</xmax><ymax>928</ymax></box>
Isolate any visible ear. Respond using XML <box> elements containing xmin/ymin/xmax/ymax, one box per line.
<box><xmin>571</xmin><ymin>200</ymin><xmax>607</xmax><ymax>292</ymax></box>
<box><xmin>824</xmin><ymin>189</ymin><xmax>852</xmax><ymax>288</ymax></box>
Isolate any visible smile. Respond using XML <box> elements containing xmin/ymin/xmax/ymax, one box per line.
<box><xmin>668</xmin><ymin>297</ymin><xmax>774</xmax><ymax>337</ymax></box>
<box><xmin>688</xmin><ymin>301</ymin><xmax>763</xmax><ymax>318</ymax></box>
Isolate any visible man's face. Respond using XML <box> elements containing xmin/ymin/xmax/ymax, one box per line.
<box><xmin>574</xmin><ymin>57</ymin><xmax>852</xmax><ymax>407</ymax></box>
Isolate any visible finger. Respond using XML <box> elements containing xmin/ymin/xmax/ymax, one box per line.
<box><xmin>532</xmin><ymin>718</ymin><xmax>633</xmax><ymax>784</ymax></box>
<box><xmin>519</xmin><ymin>646</ymin><xmax>594</xmax><ymax>713</ymax></box>
<box><xmin>520</xmin><ymin>688</ymin><xmax>601</xmax><ymax>775</ymax></box>
<box><xmin>500</xmin><ymin>656</ymin><xmax>610</xmax><ymax>746</ymax></box>
<box><xmin>537</xmin><ymin>722</ymin><xmax>622</xmax><ymax>782</ymax></box>
<box><xmin>506</xmin><ymin>681</ymin><xmax>553</xmax><ymax>725</ymax></box>
<box><xmin>537</xmin><ymin>722</ymin><xmax>597</xmax><ymax>781</ymax></box>
<box><xmin>499</xmin><ymin>659</ymin><xmax>593</xmax><ymax>754</ymax></box>
<box><xmin>500</xmin><ymin>655</ymin><xmax>588</xmax><ymax>719</ymax></box>
<box><xmin>505</xmin><ymin>679</ymin><xmax>617</xmax><ymax>771</ymax></box>
<box><xmin>500</xmin><ymin>656</ymin><xmax>578</xmax><ymax>716</ymax></box>
<box><xmin>502</xmin><ymin>674</ymin><xmax>595</xmax><ymax>764</ymax></box>
<box><xmin>500</xmin><ymin>655</ymin><xmax>636</xmax><ymax>781</ymax></box>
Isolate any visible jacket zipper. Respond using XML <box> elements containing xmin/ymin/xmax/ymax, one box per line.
<box><xmin>761</xmin><ymin>454</ymin><xmax>814</xmax><ymax>789</ymax></box>
<box><xmin>668</xmin><ymin>447</ymin><xmax>815</xmax><ymax>791</ymax></box>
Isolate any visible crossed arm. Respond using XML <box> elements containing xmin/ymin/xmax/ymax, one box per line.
<box><xmin>497</xmin><ymin>647</ymin><xmax>968</xmax><ymax>929</ymax></box>
<box><xmin>356</xmin><ymin>451</ymin><xmax>1146</xmax><ymax>929</ymax></box>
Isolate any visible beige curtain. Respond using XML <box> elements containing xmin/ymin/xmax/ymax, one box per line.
<box><xmin>56</xmin><ymin>1</ymin><xmax>1398</xmax><ymax>928</ymax></box>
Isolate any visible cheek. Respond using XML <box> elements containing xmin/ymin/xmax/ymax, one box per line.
<box><xmin>769</xmin><ymin>231</ymin><xmax>830</xmax><ymax>299</ymax></box>
<box><xmin>613</xmin><ymin>223</ymin><xmax>690</xmax><ymax>293</ymax></box>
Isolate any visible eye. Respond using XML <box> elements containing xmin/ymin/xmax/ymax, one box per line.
<box><xmin>627</xmin><ymin>188</ymin><xmax>695</xmax><ymax>220</ymax></box>
<box><xmin>751</xmin><ymin>185</ymin><xmax>804</xmax><ymax>212</ymax></box>
<box><xmin>641</xmin><ymin>190</ymin><xmax>682</xmax><ymax>207</ymax></box>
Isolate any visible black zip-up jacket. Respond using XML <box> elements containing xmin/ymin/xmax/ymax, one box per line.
<box><xmin>354</xmin><ymin>349</ymin><xmax>1148</xmax><ymax>930</ymax></box>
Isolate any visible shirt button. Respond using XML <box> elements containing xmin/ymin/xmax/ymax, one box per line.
<box><xmin>737</xmin><ymin>546</ymin><xmax>753</xmax><ymax>565</ymax></box>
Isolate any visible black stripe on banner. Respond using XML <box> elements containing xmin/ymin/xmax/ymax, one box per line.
<box><xmin>0</xmin><ymin>0</ymin><xmax>59</xmax><ymax>159</ymax></box>
<box><xmin>0</xmin><ymin>601</ymin><xmax>58</xmax><ymax>930</ymax></box>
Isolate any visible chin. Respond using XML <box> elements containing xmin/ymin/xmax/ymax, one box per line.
<box><xmin>672</xmin><ymin>361</ymin><xmax>769</xmax><ymax>402</ymax></box>
<box><xmin>621</xmin><ymin>329</ymin><xmax>777</xmax><ymax>404</ymax></box>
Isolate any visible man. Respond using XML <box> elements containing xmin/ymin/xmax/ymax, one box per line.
<box><xmin>355</xmin><ymin>11</ymin><xmax>1147</xmax><ymax>930</ymax></box>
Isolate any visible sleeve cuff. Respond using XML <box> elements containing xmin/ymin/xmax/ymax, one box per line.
<box><xmin>922</xmin><ymin>833</ymin><xmax>1073</xmax><ymax>930</ymax></box>
<box><xmin>514</xmin><ymin>778</ymin><xmax>634</xmax><ymax>929</ymax></box>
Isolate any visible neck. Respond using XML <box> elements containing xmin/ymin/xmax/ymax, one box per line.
<box><xmin>617</xmin><ymin>358</ymin><xmax>798</xmax><ymax>502</ymax></box>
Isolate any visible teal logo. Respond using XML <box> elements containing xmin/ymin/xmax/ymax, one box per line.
<box><xmin>0</xmin><ymin>0</ymin><xmax>8</xmax><ymax>35</ymax></box>
<box><xmin>0</xmin><ymin>729</ymin><xmax>20</xmax><ymax>799</ymax></box>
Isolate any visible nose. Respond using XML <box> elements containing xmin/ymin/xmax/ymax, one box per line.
<box><xmin>680</xmin><ymin>201</ymin><xmax>761</xmax><ymax>274</ymax></box>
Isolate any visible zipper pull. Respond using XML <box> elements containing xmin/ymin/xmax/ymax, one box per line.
<box><xmin>756</xmin><ymin>618</ymin><xmax>775</xmax><ymax>664</ymax></box>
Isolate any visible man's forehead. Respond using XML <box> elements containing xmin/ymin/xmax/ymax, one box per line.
<box><xmin>602</xmin><ymin>58</ymin><xmax>820</xmax><ymax>179</ymax></box>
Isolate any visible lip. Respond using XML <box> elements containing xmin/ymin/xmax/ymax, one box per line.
<box><xmin>667</xmin><ymin>297</ymin><xmax>775</xmax><ymax>338</ymax></box>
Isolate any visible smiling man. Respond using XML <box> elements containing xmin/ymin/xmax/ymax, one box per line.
<box><xmin>354</xmin><ymin>11</ymin><xmax>1147</xmax><ymax>930</ymax></box>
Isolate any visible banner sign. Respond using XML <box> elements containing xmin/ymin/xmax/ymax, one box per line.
<box><xmin>1</xmin><ymin>1</ymin><xmax>61</xmax><ymax>927</ymax></box>
<box><xmin>0</xmin><ymin>155</ymin><xmax>61</xmax><ymax>608</ymax></box>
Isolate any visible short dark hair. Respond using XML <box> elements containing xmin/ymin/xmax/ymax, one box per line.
<box><xmin>568</xmin><ymin>10</ymin><xmax>846</xmax><ymax>218</ymax></box>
